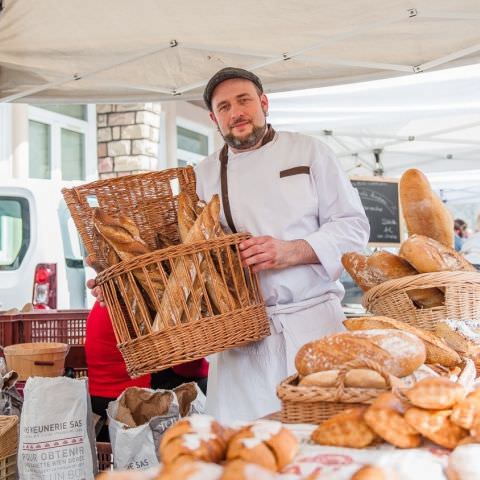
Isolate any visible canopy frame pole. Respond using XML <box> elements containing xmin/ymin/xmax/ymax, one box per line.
<box><xmin>415</xmin><ymin>43</ymin><xmax>480</xmax><ymax>72</ymax></box>
<box><xmin>0</xmin><ymin>41</ymin><xmax>178</xmax><ymax>102</ymax></box>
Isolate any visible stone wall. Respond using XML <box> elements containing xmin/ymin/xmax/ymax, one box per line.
<box><xmin>96</xmin><ymin>103</ymin><xmax>161</xmax><ymax>178</ymax></box>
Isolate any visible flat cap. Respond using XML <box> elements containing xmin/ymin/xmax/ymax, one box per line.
<box><xmin>203</xmin><ymin>67</ymin><xmax>263</xmax><ymax>111</ymax></box>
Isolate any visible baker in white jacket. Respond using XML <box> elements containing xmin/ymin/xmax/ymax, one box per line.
<box><xmin>197</xmin><ymin>67</ymin><xmax>370</xmax><ymax>422</ymax></box>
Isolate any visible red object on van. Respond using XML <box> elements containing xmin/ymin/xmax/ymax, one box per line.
<box><xmin>32</xmin><ymin>263</ymin><xmax>57</xmax><ymax>309</ymax></box>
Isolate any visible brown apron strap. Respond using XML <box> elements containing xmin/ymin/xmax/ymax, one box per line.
<box><xmin>219</xmin><ymin>124</ymin><xmax>276</xmax><ymax>233</ymax></box>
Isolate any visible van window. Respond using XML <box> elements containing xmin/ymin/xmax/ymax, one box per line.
<box><xmin>0</xmin><ymin>197</ymin><xmax>30</xmax><ymax>270</ymax></box>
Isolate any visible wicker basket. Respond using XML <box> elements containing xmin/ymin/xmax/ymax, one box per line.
<box><xmin>0</xmin><ymin>416</ymin><xmax>18</xmax><ymax>459</ymax></box>
<box><xmin>63</xmin><ymin>168</ymin><xmax>269</xmax><ymax>377</ymax></box>
<box><xmin>362</xmin><ymin>271</ymin><xmax>480</xmax><ymax>333</ymax></box>
<box><xmin>0</xmin><ymin>454</ymin><xmax>16</xmax><ymax>480</ymax></box>
<box><xmin>277</xmin><ymin>359</ymin><xmax>394</xmax><ymax>424</ymax></box>
<box><xmin>277</xmin><ymin>358</ymin><xmax>476</xmax><ymax>425</ymax></box>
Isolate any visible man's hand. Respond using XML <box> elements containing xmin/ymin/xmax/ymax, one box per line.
<box><xmin>85</xmin><ymin>256</ymin><xmax>105</xmax><ymax>306</ymax></box>
<box><xmin>239</xmin><ymin>236</ymin><xmax>319</xmax><ymax>273</ymax></box>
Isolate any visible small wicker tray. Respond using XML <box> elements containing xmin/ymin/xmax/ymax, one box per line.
<box><xmin>277</xmin><ymin>358</ymin><xmax>476</xmax><ymax>425</ymax></box>
<box><xmin>362</xmin><ymin>271</ymin><xmax>480</xmax><ymax>333</ymax></box>
<box><xmin>0</xmin><ymin>416</ymin><xmax>18</xmax><ymax>459</ymax></box>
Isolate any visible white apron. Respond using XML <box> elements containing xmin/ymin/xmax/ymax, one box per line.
<box><xmin>205</xmin><ymin>294</ymin><xmax>345</xmax><ymax>423</ymax></box>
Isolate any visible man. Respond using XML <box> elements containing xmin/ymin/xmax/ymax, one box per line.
<box><xmin>89</xmin><ymin>67</ymin><xmax>369</xmax><ymax>422</ymax></box>
<box><xmin>196</xmin><ymin>67</ymin><xmax>370</xmax><ymax>422</ymax></box>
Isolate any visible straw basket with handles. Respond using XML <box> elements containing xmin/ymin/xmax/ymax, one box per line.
<box><xmin>62</xmin><ymin>167</ymin><xmax>270</xmax><ymax>377</ymax></box>
<box><xmin>362</xmin><ymin>271</ymin><xmax>480</xmax><ymax>333</ymax></box>
<box><xmin>277</xmin><ymin>357</ymin><xmax>476</xmax><ymax>425</ymax></box>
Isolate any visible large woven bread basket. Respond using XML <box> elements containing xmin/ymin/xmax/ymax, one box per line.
<box><xmin>0</xmin><ymin>416</ymin><xmax>18</xmax><ymax>459</ymax></box>
<box><xmin>362</xmin><ymin>271</ymin><xmax>480</xmax><ymax>333</ymax></box>
<box><xmin>277</xmin><ymin>358</ymin><xmax>476</xmax><ymax>425</ymax></box>
<box><xmin>62</xmin><ymin>168</ymin><xmax>270</xmax><ymax>377</ymax></box>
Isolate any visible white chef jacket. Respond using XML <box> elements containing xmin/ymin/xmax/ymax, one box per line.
<box><xmin>195</xmin><ymin>130</ymin><xmax>370</xmax><ymax>422</ymax></box>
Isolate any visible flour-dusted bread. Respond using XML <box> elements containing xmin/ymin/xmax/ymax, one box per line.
<box><xmin>344</xmin><ymin>316</ymin><xmax>461</xmax><ymax>367</ymax></box>
<box><xmin>399</xmin><ymin>168</ymin><xmax>454</xmax><ymax>248</ymax></box>
<box><xmin>435</xmin><ymin>319</ymin><xmax>480</xmax><ymax>355</ymax></box>
<box><xmin>341</xmin><ymin>250</ymin><xmax>444</xmax><ymax>308</ymax></box>
<box><xmin>226</xmin><ymin>420</ymin><xmax>298</xmax><ymax>472</ymax></box>
<box><xmin>295</xmin><ymin>330</ymin><xmax>426</xmax><ymax>378</ymax></box>
<box><xmin>399</xmin><ymin>234</ymin><xmax>476</xmax><ymax>273</ymax></box>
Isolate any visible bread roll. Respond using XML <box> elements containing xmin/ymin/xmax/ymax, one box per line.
<box><xmin>351</xmin><ymin>465</ymin><xmax>394</xmax><ymax>480</ymax></box>
<box><xmin>159</xmin><ymin>415</ymin><xmax>229</xmax><ymax>466</ymax></box>
<box><xmin>158</xmin><ymin>461</ymin><xmax>223</xmax><ymax>480</ymax></box>
<box><xmin>221</xmin><ymin>460</ymin><xmax>280</xmax><ymax>480</ymax></box>
<box><xmin>299</xmin><ymin>368</ymin><xmax>401</xmax><ymax>389</ymax></box>
<box><xmin>400</xmin><ymin>234</ymin><xmax>476</xmax><ymax>273</ymax></box>
<box><xmin>341</xmin><ymin>251</ymin><xmax>444</xmax><ymax>308</ymax></box>
<box><xmin>344</xmin><ymin>316</ymin><xmax>461</xmax><ymax>367</ymax></box>
<box><xmin>404</xmin><ymin>407</ymin><xmax>468</xmax><ymax>449</ymax></box>
<box><xmin>364</xmin><ymin>392</ymin><xmax>421</xmax><ymax>448</ymax></box>
<box><xmin>311</xmin><ymin>407</ymin><xmax>379</xmax><ymax>448</ymax></box>
<box><xmin>450</xmin><ymin>389</ymin><xmax>480</xmax><ymax>430</ymax></box>
<box><xmin>399</xmin><ymin>168</ymin><xmax>454</xmax><ymax>248</ymax></box>
<box><xmin>404</xmin><ymin>377</ymin><xmax>466</xmax><ymax>410</ymax></box>
<box><xmin>295</xmin><ymin>330</ymin><xmax>426</xmax><ymax>378</ymax></box>
<box><xmin>226</xmin><ymin>421</ymin><xmax>298</xmax><ymax>472</ymax></box>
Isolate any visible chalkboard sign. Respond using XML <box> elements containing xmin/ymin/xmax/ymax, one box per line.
<box><xmin>350</xmin><ymin>176</ymin><xmax>402</xmax><ymax>246</ymax></box>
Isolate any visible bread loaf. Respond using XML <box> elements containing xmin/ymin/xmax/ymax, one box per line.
<box><xmin>295</xmin><ymin>330</ymin><xmax>426</xmax><ymax>378</ymax></box>
<box><xmin>344</xmin><ymin>316</ymin><xmax>461</xmax><ymax>367</ymax></box>
<box><xmin>435</xmin><ymin>319</ymin><xmax>480</xmax><ymax>355</ymax></box>
<box><xmin>341</xmin><ymin>250</ymin><xmax>444</xmax><ymax>308</ymax></box>
<box><xmin>159</xmin><ymin>414</ymin><xmax>229</xmax><ymax>466</ymax></box>
<box><xmin>311</xmin><ymin>407</ymin><xmax>379</xmax><ymax>448</ymax></box>
<box><xmin>299</xmin><ymin>368</ymin><xmax>402</xmax><ymax>389</ymax></box>
<box><xmin>363</xmin><ymin>392</ymin><xmax>421</xmax><ymax>448</ymax></box>
<box><xmin>226</xmin><ymin>420</ymin><xmax>298</xmax><ymax>472</ymax></box>
<box><xmin>399</xmin><ymin>234</ymin><xmax>476</xmax><ymax>273</ymax></box>
<box><xmin>399</xmin><ymin>168</ymin><xmax>454</xmax><ymax>248</ymax></box>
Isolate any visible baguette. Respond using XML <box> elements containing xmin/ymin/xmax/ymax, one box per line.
<box><xmin>400</xmin><ymin>234</ymin><xmax>476</xmax><ymax>273</ymax></box>
<box><xmin>399</xmin><ymin>168</ymin><xmax>454</xmax><ymax>248</ymax></box>
<box><xmin>341</xmin><ymin>250</ymin><xmax>444</xmax><ymax>308</ymax></box>
<box><xmin>295</xmin><ymin>330</ymin><xmax>426</xmax><ymax>377</ymax></box>
<box><xmin>344</xmin><ymin>316</ymin><xmax>461</xmax><ymax>367</ymax></box>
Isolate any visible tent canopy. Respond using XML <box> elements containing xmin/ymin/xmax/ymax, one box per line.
<box><xmin>1</xmin><ymin>0</ymin><xmax>480</xmax><ymax>103</ymax></box>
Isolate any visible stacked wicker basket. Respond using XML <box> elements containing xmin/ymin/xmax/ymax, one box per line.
<box><xmin>63</xmin><ymin>167</ymin><xmax>270</xmax><ymax>377</ymax></box>
<box><xmin>0</xmin><ymin>416</ymin><xmax>18</xmax><ymax>480</ymax></box>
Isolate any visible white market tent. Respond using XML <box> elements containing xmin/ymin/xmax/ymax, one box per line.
<box><xmin>1</xmin><ymin>0</ymin><xmax>479</xmax><ymax>205</ymax></box>
<box><xmin>1</xmin><ymin>0</ymin><xmax>480</xmax><ymax>104</ymax></box>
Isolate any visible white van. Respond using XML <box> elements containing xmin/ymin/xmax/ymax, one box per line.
<box><xmin>0</xmin><ymin>179</ymin><xmax>95</xmax><ymax>311</ymax></box>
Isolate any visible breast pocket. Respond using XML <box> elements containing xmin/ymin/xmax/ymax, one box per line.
<box><xmin>278</xmin><ymin>166</ymin><xmax>316</xmax><ymax>217</ymax></box>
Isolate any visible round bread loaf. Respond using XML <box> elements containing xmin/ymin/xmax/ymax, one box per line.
<box><xmin>295</xmin><ymin>330</ymin><xmax>426</xmax><ymax>377</ymax></box>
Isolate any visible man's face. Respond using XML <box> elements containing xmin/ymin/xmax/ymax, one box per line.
<box><xmin>209</xmin><ymin>78</ymin><xmax>269</xmax><ymax>150</ymax></box>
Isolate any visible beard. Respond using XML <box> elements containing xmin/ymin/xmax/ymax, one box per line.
<box><xmin>221</xmin><ymin>118</ymin><xmax>268</xmax><ymax>151</ymax></box>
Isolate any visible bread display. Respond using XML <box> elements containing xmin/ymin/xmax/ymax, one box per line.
<box><xmin>399</xmin><ymin>234</ymin><xmax>476</xmax><ymax>273</ymax></box>
<box><xmin>226</xmin><ymin>420</ymin><xmax>298</xmax><ymax>472</ymax></box>
<box><xmin>404</xmin><ymin>407</ymin><xmax>469</xmax><ymax>449</ymax></box>
<box><xmin>399</xmin><ymin>168</ymin><xmax>454</xmax><ymax>248</ymax></box>
<box><xmin>341</xmin><ymin>250</ymin><xmax>444</xmax><ymax>308</ymax></box>
<box><xmin>311</xmin><ymin>407</ymin><xmax>379</xmax><ymax>448</ymax></box>
<box><xmin>344</xmin><ymin>316</ymin><xmax>461</xmax><ymax>367</ymax></box>
<box><xmin>295</xmin><ymin>330</ymin><xmax>426</xmax><ymax>378</ymax></box>
<box><xmin>363</xmin><ymin>392</ymin><xmax>421</xmax><ymax>448</ymax></box>
<box><xmin>404</xmin><ymin>377</ymin><xmax>466</xmax><ymax>410</ymax></box>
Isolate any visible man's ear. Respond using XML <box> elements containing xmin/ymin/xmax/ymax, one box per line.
<box><xmin>260</xmin><ymin>93</ymin><xmax>269</xmax><ymax>115</ymax></box>
<box><xmin>209</xmin><ymin>111</ymin><xmax>218</xmax><ymax>125</ymax></box>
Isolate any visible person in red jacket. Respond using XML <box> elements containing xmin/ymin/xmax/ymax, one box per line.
<box><xmin>85</xmin><ymin>302</ymin><xmax>208</xmax><ymax>440</ymax></box>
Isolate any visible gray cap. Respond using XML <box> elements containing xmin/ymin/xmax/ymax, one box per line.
<box><xmin>203</xmin><ymin>67</ymin><xmax>263</xmax><ymax>111</ymax></box>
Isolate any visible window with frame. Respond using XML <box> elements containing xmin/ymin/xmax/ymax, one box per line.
<box><xmin>28</xmin><ymin>105</ymin><xmax>95</xmax><ymax>181</ymax></box>
<box><xmin>176</xmin><ymin>121</ymin><xmax>213</xmax><ymax>167</ymax></box>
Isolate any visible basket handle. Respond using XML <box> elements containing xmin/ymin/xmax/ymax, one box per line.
<box><xmin>334</xmin><ymin>359</ymin><xmax>393</xmax><ymax>401</ymax></box>
<box><xmin>34</xmin><ymin>361</ymin><xmax>55</xmax><ymax>366</ymax></box>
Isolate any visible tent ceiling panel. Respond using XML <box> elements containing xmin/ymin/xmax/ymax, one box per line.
<box><xmin>1</xmin><ymin>0</ymin><xmax>480</xmax><ymax>103</ymax></box>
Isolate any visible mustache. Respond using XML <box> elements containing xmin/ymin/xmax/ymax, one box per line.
<box><xmin>229</xmin><ymin>118</ymin><xmax>251</xmax><ymax>128</ymax></box>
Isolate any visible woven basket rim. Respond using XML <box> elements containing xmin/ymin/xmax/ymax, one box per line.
<box><xmin>96</xmin><ymin>232</ymin><xmax>251</xmax><ymax>284</ymax></box>
<box><xmin>0</xmin><ymin>416</ymin><xmax>18</xmax><ymax>437</ymax></box>
<box><xmin>362</xmin><ymin>270</ymin><xmax>480</xmax><ymax>308</ymax></box>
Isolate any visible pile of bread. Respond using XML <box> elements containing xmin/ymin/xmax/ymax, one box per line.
<box><xmin>99</xmin><ymin>414</ymin><xmax>305</xmax><ymax>480</ymax></box>
<box><xmin>295</xmin><ymin>316</ymin><xmax>463</xmax><ymax>391</ymax></box>
<box><xmin>342</xmin><ymin>168</ymin><xmax>477</xmax><ymax>308</ymax></box>
<box><xmin>92</xmin><ymin>193</ymin><xmax>246</xmax><ymax>331</ymax></box>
